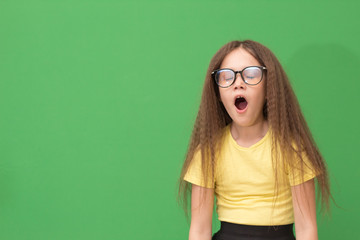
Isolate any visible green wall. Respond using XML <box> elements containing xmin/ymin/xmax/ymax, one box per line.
<box><xmin>0</xmin><ymin>0</ymin><xmax>359</xmax><ymax>239</ymax></box>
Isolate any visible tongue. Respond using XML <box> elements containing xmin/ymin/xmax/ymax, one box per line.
<box><xmin>238</xmin><ymin>101</ymin><xmax>247</xmax><ymax>110</ymax></box>
<box><xmin>235</xmin><ymin>98</ymin><xmax>248</xmax><ymax>110</ymax></box>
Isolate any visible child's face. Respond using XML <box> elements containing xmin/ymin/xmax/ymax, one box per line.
<box><xmin>219</xmin><ymin>47</ymin><xmax>266</xmax><ymax>128</ymax></box>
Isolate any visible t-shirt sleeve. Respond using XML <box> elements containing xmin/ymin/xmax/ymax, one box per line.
<box><xmin>183</xmin><ymin>150</ymin><xmax>215</xmax><ymax>189</ymax></box>
<box><xmin>287</xmin><ymin>150</ymin><xmax>318</xmax><ymax>186</ymax></box>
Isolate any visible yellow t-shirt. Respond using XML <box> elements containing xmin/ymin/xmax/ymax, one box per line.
<box><xmin>183</xmin><ymin>124</ymin><xmax>317</xmax><ymax>226</ymax></box>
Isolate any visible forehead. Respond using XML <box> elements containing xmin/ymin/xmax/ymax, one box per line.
<box><xmin>220</xmin><ymin>47</ymin><xmax>260</xmax><ymax>70</ymax></box>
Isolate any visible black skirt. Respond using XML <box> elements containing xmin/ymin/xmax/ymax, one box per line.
<box><xmin>212</xmin><ymin>221</ymin><xmax>296</xmax><ymax>240</ymax></box>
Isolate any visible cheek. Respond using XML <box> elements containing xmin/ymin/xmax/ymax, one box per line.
<box><xmin>261</xmin><ymin>79</ymin><xmax>266</xmax><ymax>98</ymax></box>
<box><xmin>256</xmin><ymin>82</ymin><xmax>266</xmax><ymax>101</ymax></box>
<box><xmin>219</xmin><ymin>90</ymin><xmax>231</xmax><ymax>105</ymax></box>
<box><xmin>258</xmin><ymin>87</ymin><xmax>266</xmax><ymax>99</ymax></box>
<box><xmin>261</xmin><ymin>86</ymin><xmax>266</xmax><ymax>101</ymax></box>
<box><xmin>219</xmin><ymin>89</ymin><xmax>225</xmax><ymax>102</ymax></box>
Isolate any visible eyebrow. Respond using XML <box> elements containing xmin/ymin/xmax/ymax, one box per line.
<box><xmin>217</xmin><ymin>65</ymin><xmax>263</xmax><ymax>71</ymax></box>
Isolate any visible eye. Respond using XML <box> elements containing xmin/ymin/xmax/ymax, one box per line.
<box><xmin>244</xmin><ymin>68</ymin><xmax>261</xmax><ymax>79</ymax></box>
<box><xmin>219</xmin><ymin>70</ymin><xmax>234</xmax><ymax>82</ymax></box>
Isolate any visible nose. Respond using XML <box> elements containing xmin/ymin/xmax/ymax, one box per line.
<box><xmin>233</xmin><ymin>73</ymin><xmax>246</xmax><ymax>89</ymax></box>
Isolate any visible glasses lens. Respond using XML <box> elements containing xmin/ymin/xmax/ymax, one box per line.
<box><xmin>216</xmin><ymin>70</ymin><xmax>234</xmax><ymax>87</ymax></box>
<box><xmin>243</xmin><ymin>67</ymin><xmax>263</xmax><ymax>85</ymax></box>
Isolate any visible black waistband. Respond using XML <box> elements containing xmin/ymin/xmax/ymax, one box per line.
<box><xmin>219</xmin><ymin>221</ymin><xmax>294</xmax><ymax>238</ymax></box>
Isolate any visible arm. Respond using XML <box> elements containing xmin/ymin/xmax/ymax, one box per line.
<box><xmin>188</xmin><ymin>184</ymin><xmax>214</xmax><ymax>240</ymax></box>
<box><xmin>291</xmin><ymin>179</ymin><xmax>318</xmax><ymax>240</ymax></box>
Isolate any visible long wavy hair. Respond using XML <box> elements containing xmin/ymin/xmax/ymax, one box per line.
<box><xmin>177</xmin><ymin>40</ymin><xmax>332</xmax><ymax>220</ymax></box>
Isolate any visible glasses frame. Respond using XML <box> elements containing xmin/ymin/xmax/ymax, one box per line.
<box><xmin>211</xmin><ymin>66</ymin><xmax>267</xmax><ymax>87</ymax></box>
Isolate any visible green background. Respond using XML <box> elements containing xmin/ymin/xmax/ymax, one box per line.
<box><xmin>1</xmin><ymin>0</ymin><xmax>359</xmax><ymax>239</ymax></box>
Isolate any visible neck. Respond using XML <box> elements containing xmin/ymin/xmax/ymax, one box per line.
<box><xmin>230</xmin><ymin>120</ymin><xmax>269</xmax><ymax>143</ymax></box>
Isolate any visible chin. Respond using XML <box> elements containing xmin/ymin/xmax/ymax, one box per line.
<box><xmin>230</xmin><ymin>111</ymin><xmax>265</xmax><ymax>126</ymax></box>
<box><xmin>231</xmin><ymin>119</ymin><xmax>253</xmax><ymax>128</ymax></box>
<box><xmin>232</xmin><ymin>117</ymin><xmax>263</xmax><ymax>128</ymax></box>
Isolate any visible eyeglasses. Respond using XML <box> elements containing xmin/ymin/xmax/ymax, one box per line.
<box><xmin>211</xmin><ymin>66</ymin><xmax>267</xmax><ymax>87</ymax></box>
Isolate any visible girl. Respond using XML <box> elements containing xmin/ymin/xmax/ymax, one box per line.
<box><xmin>178</xmin><ymin>40</ymin><xmax>331</xmax><ymax>240</ymax></box>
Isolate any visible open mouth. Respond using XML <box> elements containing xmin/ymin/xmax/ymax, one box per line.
<box><xmin>235</xmin><ymin>96</ymin><xmax>248</xmax><ymax>111</ymax></box>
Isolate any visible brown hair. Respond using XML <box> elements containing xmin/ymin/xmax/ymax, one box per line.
<box><xmin>177</xmin><ymin>40</ymin><xmax>332</xmax><ymax>220</ymax></box>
